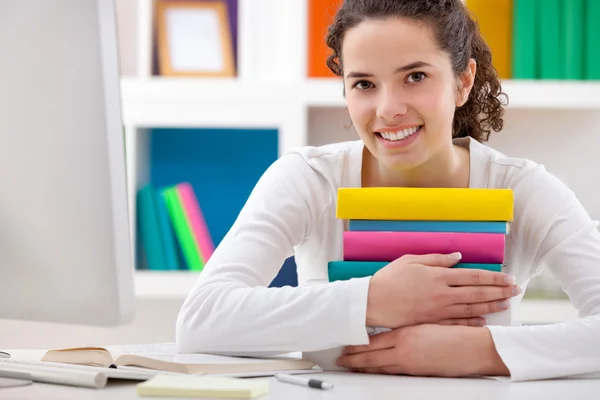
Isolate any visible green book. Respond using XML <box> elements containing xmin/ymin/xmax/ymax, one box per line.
<box><xmin>162</xmin><ymin>186</ymin><xmax>204</xmax><ymax>271</ymax></box>
<box><xmin>563</xmin><ymin>0</ymin><xmax>584</xmax><ymax>79</ymax></box>
<box><xmin>513</xmin><ymin>0</ymin><xmax>538</xmax><ymax>79</ymax></box>
<box><xmin>539</xmin><ymin>0</ymin><xmax>564</xmax><ymax>79</ymax></box>
<box><xmin>585</xmin><ymin>0</ymin><xmax>600</xmax><ymax>79</ymax></box>
<box><xmin>327</xmin><ymin>261</ymin><xmax>503</xmax><ymax>282</ymax></box>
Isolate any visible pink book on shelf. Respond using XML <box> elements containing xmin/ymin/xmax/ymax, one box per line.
<box><xmin>343</xmin><ymin>231</ymin><xmax>505</xmax><ymax>264</ymax></box>
<box><xmin>176</xmin><ymin>182</ymin><xmax>215</xmax><ymax>264</ymax></box>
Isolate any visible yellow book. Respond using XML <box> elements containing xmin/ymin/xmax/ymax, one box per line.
<box><xmin>465</xmin><ymin>0</ymin><xmax>513</xmax><ymax>79</ymax></box>
<box><xmin>137</xmin><ymin>375</ymin><xmax>269</xmax><ymax>398</ymax></box>
<box><xmin>336</xmin><ymin>187</ymin><xmax>514</xmax><ymax>221</ymax></box>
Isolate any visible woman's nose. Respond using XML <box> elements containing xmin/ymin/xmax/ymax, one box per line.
<box><xmin>376</xmin><ymin>88</ymin><xmax>408</xmax><ymax>121</ymax></box>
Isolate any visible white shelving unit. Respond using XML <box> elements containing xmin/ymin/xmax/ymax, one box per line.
<box><xmin>115</xmin><ymin>0</ymin><xmax>600</xmax><ymax>321</ymax></box>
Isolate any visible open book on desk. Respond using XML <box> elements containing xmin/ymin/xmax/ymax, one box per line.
<box><xmin>41</xmin><ymin>342</ymin><xmax>319</xmax><ymax>376</ymax></box>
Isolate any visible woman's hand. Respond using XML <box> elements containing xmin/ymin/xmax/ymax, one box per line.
<box><xmin>335</xmin><ymin>324</ymin><xmax>510</xmax><ymax>377</ymax></box>
<box><xmin>366</xmin><ymin>253</ymin><xmax>520</xmax><ymax>328</ymax></box>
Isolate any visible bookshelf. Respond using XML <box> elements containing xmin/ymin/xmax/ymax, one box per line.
<box><xmin>116</xmin><ymin>0</ymin><xmax>600</xmax><ymax>319</ymax></box>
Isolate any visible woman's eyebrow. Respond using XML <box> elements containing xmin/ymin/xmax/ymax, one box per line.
<box><xmin>346</xmin><ymin>61</ymin><xmax>434</xmax><ymax>79</ymax></box>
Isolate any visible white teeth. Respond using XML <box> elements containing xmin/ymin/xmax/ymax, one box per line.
<box><xmin>379</xmin><ymin>126</ymin><xmax>420</xmax><ymax>141</ymax></box>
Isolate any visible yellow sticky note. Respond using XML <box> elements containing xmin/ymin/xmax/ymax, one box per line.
<box><xmin>136</xmin><ymin>374</ymin><xmax>269</xmax><ymax>398</ymax></box>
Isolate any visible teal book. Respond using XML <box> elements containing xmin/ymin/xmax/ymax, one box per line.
<box><xmin>137</xmin><ymin>184</ymin><xmax>167</xmax><ymax>270</ymax></box>
<box><xmin>328</xmin><ymin>261</ymin><xmax>503</xmax><ymax>282</ymax></box>
<box><xmin>154</xmin><ymin>188</ymin><xmax>180</xmax><ymax>270</ymax></box>
<box><xmin>348</xmin><ymin>220</ymin><xmax>510</xmax><ymax>234</ymax></box>
<box><xmin>585</xmin><ymin>0</ymin><xmax>600</xmax><ymax>79</ymax></box>
<box><xmin>513</xmin><ymin>0</ymin><xmax>538</xmax><ymax>78</ymax></box>
<box><xmin>539</xmin><ymin>0</ymin><xmax>564</xmax><ymax>79</ymax></box>
<box><xmin>563</xmin><ymin>0</ymin><xmax>584</xmax><ymax>79</ymax></box>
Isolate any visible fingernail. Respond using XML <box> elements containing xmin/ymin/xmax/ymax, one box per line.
<box><xmin>512</xmin><ymin>286</ymin><xmax>522</xmax><ymax>296</ymax></box>
<box><xmin>336</xmin><ymin>358</ymin><xmax>344</xmax><ymax>367</ymax></box>
<box><xmin>504</xmin><ymin>275</ymin><xmax>515</xmax><ymax>284</ymax></box>
<box><xmin>478</xmin><ymin>318</ymin><xmax>487</xmax><ymax>326</ymax></box>
<box><xmin>449</xmin><ymin>252</ymin><xmax>462</xmax><ymax>260</ymax></box>
<box><xmin>499</xmin><ymin>300</ymin><xmax>510</xmax><ymax>309</ymax></box>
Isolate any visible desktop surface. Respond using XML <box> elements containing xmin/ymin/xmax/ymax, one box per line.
<box><xmin>4</xmin><ymin>350</ymin><xmax>600</xmax><ymax>400</ymax></box>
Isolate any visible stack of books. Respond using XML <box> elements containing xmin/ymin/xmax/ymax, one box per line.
<box><xmin>328</xmin><ymin>187</ymin><xmax>514</xmax><ymax>282</ymax></box>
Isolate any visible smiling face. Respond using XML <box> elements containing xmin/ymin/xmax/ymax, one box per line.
<box><xmin>342</xmin><ymin>17</ymin><xmax>469</xmax><ymax>171</ymax></box>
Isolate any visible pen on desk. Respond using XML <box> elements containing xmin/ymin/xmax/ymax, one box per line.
<box><xmin>275</xmin><ymin>373</ymin><xmax>334</xmax><ymax>390</ymax></box>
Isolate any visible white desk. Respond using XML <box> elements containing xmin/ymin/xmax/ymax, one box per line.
<box><xmin>3</xmin><ymin>350</ymin><xmax>600</xmax><ymax>400</ymax></box>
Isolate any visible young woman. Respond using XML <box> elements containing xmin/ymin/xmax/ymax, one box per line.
<box><xmin>175</xmin><ymin>0</ymin><xmax>600</xmax><ymax>382</ymax></box>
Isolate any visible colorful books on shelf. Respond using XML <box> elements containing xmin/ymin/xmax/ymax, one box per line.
<box><xmin>465</xmin><ymin>0</ymin><xmax>600</xmax><ymax>80</ymax></box>
<box><xmin>136</xmin><ymin>182</ymin><xmax>215</xmax><ymax>271</ymax></box>
<box><xmin>328</xmin><ymin>187</ymin><xmax>514</xmax><ymax>283</ymax></box>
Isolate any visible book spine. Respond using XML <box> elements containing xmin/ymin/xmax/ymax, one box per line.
<box><xmin>512</xmin><ymin>0</ymin><xmax>538</xmax><ymax>78</ymax></box>
<box><xmin>162</xmin><ymin>187</ymin><xmax>205</xmax><ymax>271</ymax></box>
<box><xmin>465</xmin><ymin>0</ymin><xmax>513</xmax><ymax>79</ymax></box>
<box><xmin>154</xmin><ymin>188</ymin><xmax>180</xmax><ymax>270</ymax></box>
<box><xmin>343</xmin><ymin>231</ymin><xmax>505</xmax><ymax>263</ymax></box>
<box><xmin>563</xmin><ymin>0</ymin><xmax>584</xmax><ymax>79</ymax></box>
<box><xmin>348</xmin><ymin>220</ymin><xmax>509</xmax><ymax>233</ymax></box>
<box><xmin>136</xmin><ymin>185</ymin><xmax>167</xmax><ymax>270</ymax></box>
<box><xmin>176</xmin><ymin>182</ymin><xmax>215</xmax><ymax>264</ymax></box>
<box><xmin>328</xmin><ymin>261</ymin><xmax>504</xmax><ymax>282</ymax></box>
<box><xmin>585</xmin><ymin>0</ymin><xmax>600</xmax><ymax>79</ymax></box>
<box><xmin>336</xmin><ymin>187</ymin><xmax>514</xmax><ymax>221</ymax></box>
<box><xmin>539</xmin><ymin>0</ymin><xmax>563</xmax><ymax>79</ymax></box>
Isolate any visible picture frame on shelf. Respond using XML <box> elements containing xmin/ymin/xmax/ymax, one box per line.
<box><xmin>155</xmin><ymin>0</ymin><xmax>235</xmax><ymax>77</ymax></box>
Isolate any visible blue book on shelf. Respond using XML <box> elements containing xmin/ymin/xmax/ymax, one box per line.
<box><xmin>137</xmin><ymin>184</ymin><xmax>167</xmax><ymax>270</ymax></box>
<box><xmin>348</xmin><ymin>220</ymin><xmax>509</xmax><ymax>233</ymax></box>
<box><xmin>328</xmin><ymin>261</ymin><xmax>503</xmax><ymax>282</ymax></box>
<box><xmin>154</xmin><ymin>187</ymin><xmax>180</xmax><ymax>270</ymax></box>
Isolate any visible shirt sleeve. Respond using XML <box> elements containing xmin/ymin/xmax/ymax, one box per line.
<box><xmin>486</xmin><ymin>163</ymin><xmax>600</xmax><ymax>381</ymax></box>
<box><xmin>175</xmin><ymin>152</ymin><xmax>371</xmax><ymax>356</ymax></box>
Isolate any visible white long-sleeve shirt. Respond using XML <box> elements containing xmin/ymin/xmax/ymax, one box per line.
<box><xmin>175</xmin><ymin>137</ymin><xmax>600</xmax><ymax>382</ymax></box>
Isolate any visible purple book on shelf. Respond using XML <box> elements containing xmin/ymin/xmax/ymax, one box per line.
<box><xmin>343</xmin><ymin>231</ymin><xmax>505</xmax><ymax>263</ymax></box>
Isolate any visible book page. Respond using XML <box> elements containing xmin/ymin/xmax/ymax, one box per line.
<box><xmin>107</xmin><ymin>342</ymin><xmax>177</xmax><ymax>359</ymax></box>
<box><xmin>120</xmin><ymin>352</ymin><xmax>306</xmax><ymax>365</ymax></box>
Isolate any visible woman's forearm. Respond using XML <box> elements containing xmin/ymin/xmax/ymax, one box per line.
<box><xmin>470</xmin><ymin>327</ymin><xmax>510</xmax><ymax>376</ymax></box>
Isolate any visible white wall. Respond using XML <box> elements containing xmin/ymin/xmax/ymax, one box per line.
<box><xmin>488</xmin><ymin>108</ymin><xmax>600</xmax><ymax>222</ymax></box>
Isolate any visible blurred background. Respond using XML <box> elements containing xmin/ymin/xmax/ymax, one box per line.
<box><xmin>3</xmin><ymin>0</ymin><xmax>599</xmax><ymax>348</ymax></box>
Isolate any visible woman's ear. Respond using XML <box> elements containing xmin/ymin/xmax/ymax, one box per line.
<box><xmin>456</xmin><ymin>58</ymin><xmax>477</xmax><ymax>107</ymax></box>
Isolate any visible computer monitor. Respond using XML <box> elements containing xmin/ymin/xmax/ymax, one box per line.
<box><xmin>0</xmin><ymin>0</ymin><xmax>135</xmax><ymax>327</ymax></box>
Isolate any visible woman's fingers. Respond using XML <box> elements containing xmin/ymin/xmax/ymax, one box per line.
<box><xmin>438</xmin><ymin>317</ymin><xmax>486</xmax><ymax>327</ymax></box>
<box><xmin>342</xmin><ymin>330</ymin><xmax>397</xmax><ymax>355</ymax></box>
<box><xmin>444</xmin><ymin>268</ymin><xmax>515</xmax><ymax>287</ymax></box>
<box><xmin>450</xmin><ymin>285</ymin><xmax>520</xmax><ymax>305</ymax></box>
<box><xmin>443</xmin><ymin>299</ymin><xmax>511</xmax><ymax>319</ymax></box>
<box><xmin>337</xmin><ymin>348</ymin><xmax>398</xmax><ymax>369</ymax></box>
<box><xmin>401</xmin><ymin>252</ymin><xmax>463</xmax><ymax>268</ymax></box>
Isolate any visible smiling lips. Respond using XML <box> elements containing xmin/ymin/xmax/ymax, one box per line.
<box><xmin>375</xmin><ymin>125</ymin><xmax>423</xmax><ymax>142</ymax></box>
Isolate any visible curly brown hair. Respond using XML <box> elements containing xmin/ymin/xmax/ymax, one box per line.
<box><xmin>325</xmin><ymin>0</ymin><xmax>508</xmax><ymax>142</ymax></box>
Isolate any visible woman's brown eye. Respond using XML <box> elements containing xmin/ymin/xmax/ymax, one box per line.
<box><xmin>409</xmin><ymin>72</ymin><xmax>426</xmax><ymax>83</ymax></box>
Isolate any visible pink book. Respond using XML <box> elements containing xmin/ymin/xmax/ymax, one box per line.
<box><xmin>343</xmin><ymin>231</ymin><xmax>505</xmax><ymax>263</ymax></box>
<box><xmin>177</xmin><ymin>182</ymin><xmax>215</xmax><ymax>264</ymax></box>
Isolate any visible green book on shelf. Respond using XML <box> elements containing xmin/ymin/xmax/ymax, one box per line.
<box><xmin>585</xmin><ymin>0</ymin><xmax>600</xmax><ymax>79</ymax></box>
<box><xmin>539</xmin><ymin>0</ymin><xmax>564</xmax><ymax>79</ymax></box>
<box><xmin>162</xmin><ymin>186</ymin><xmax>204</xmax><ymax>271</ymax></box>
<box><xmin>563</xmin><ymin>0</ymin><xmax>584</xmax><ymax>79</ymax></box>
<box><xmin>513</xmin><ymin>0</ymin><xmax>538</xmax><ymax>79</ymax></box>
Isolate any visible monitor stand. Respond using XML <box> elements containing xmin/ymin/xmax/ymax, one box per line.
<box><xmin>0</xmin><ymin>351</ymin><xmax>33</xmax><ymax>388</ymax></box>
<box><xmin>0</xmin><ymin>376</ymin><xmax>33</xmax><ymax>388</ymax></box>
